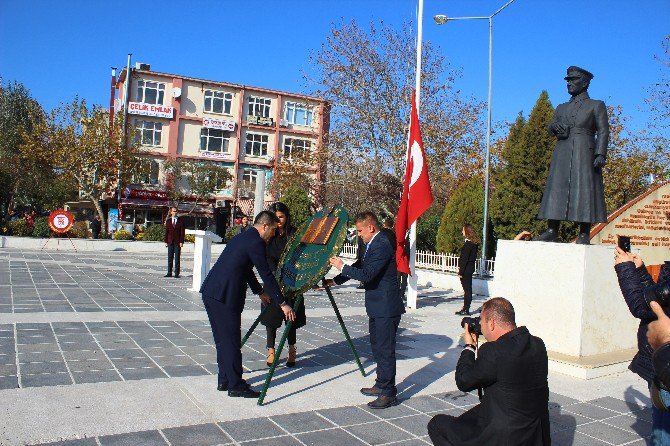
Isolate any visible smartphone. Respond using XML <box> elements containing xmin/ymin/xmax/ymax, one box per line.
<box><xmin>618</xmin><ymin>235</ymin><xmax>631</xmax><ymax>252</ymax></box>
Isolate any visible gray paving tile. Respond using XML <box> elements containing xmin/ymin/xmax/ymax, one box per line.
<box><xmin>604</xmin><ymin>414</ymin><xmax>652</xmax><ymax>437</ymax></box>
<box><xmin>436</xmin><ymin>391</ymin><xmax>480</xmax><ymax>408</ymax></box>
<box><xmin>401</xmin><ymin>395</ymin><xmax>454</xmax><ymax>414</ymax></box>
<box><xmin>628</xmin><ymin>407</ymin><xmax>653</xmax><ymax>423</ymax></box>
<box><xmin>33</xmin><ymin>438</ymin><xmax>98</xmax><ymax>446</ymax></box>
<box><xmin>161</xmin><ymin>423</ymin><xmax>232</xmax><ymax>445</ymax></box>
<box><xmin>21</xmin><ymin>373</ymin><xmax>72</xmax><ymax>387</ymax></box>
<box><xmin>359</xmin><ymin>401</ymin><xmax>423</xmax><ymax>420</ymax></box>
<box><xmin>119</xmin><ymin>367</ymin><xmax>167</xmax><ymax>380</ymax></box>
<box><xmin>20</xmin><ymin>362</ymin><xmax>68</xmax><ymax>375</ymax></box>
<box><xmin>162</xmin><ymin>364</ymin><xmax>208</xmax><ymax>377</ymax></box>
<box><xmin>72</xmin><ymin>370</ymin><xmax>122</xmax><ymax>384</ymax></box>
<box><xmin>239</xmin><ymin>435</ymin><xmax>301</xmax><ymax>446</ymax></box>
<box><xmin>0</xmin><ymin>375</ymin><xmax>18</xmax><ymax>389</ymax></box>
<box><xmin>218</xmin><ymin>417</ymin><xmax>286</xmax><ymax>441</ymax></box>
<box><xmin>271</xmin><ymin>411</ymin><xmax>337</xmax><ymax>434</ymax></box>
<box><xmin>562</xmin><ymin>402</ymin><xmax>621</xmax><ymax>421</ymax></box>
<box><xmin>577</xmin><ymin>421</ymin><xmax>644</xmax><ymax>444</ymax></box>
<box><xmin>296</xmin><ymin>427</ymin><xmax>367</xmax><ymax>446</ymax></box>
<box><xmin>317</xmin><ymin>406</ymin><xmax>380</xmax><ymax>426</ymax></box>
<box><xmin>587</xmin><ymin>396</ymin><xmax>647</xmax><ymax>414</ymax></box>
<box><xmin>345</xmin><ymin>420</ymin><xmax>414</xmax><ymax>444</ymax></box>
<box><xmin>389</xmin><ymin>413</ymin><xmax>432</xmax><ymax>437</ymax></box>
<box><xmin>98</xmin><ymin>430</ymin><xmax>167</xmax><ymax>446</ymax></box>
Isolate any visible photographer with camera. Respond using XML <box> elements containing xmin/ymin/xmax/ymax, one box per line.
<box><xmin>614</xmin><ymin>248</ymin><xmax>670</xmax><ymax>443</ymax></box>
<box><xmin>427</xmin><ymin>297</ymin><xmax>550</xmax><ymax>446</ymax></box>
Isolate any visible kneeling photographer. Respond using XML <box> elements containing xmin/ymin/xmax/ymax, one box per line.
<box><xmin>615</xmin><ymin>248</ymin><xmax>670</xmax><ymax>444</ymax></box>
<box><xmin>427</xmin><ymin>297</ymin><xmax>550</xmax><ymax>446</ymax></box>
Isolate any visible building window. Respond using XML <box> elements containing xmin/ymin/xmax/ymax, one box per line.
<box><xmin>135</xmin><ymin>120</ymin><xmax>162</xmax><ymax>146</ymax></box>
<box><xmin>136</xmin><ymin>80</ymin><xmax>165</xmax><ymax>105</ymax></box>
<box><xmin>204</xmin><ymin>90</ymin><xmax>233</xmax><ymax>114</ymax></box>
<box><xmin>133</xmin><ymin>159</ymin><xmax>160</xmax><ymax>185</ymax></box>
<box><xmin>200</xmin><ymin>128</ymin><xmax>230</xmax><ymax>153</ymax></box>
<box><xmin>245</xmin><ymin>133</ymin><xmax>268</xmax><ymax>157</ymax></box>
<box><xmin>284</xmin><ymin>102</ymin><xmax>313</xmax><ymax>126</ymax></box>
<box><xmin>242</xmin><ymin>169</ymin><xmax>259</xmax><ymax>184</ymax></box>
<box><xmin>283</xmin><ymin>138</ymin><xmax>311</xmax><ymax>159</ymax></box>
<box><xmin>248</xmin><ymin>96</ymin><xmax>271</xmax><ymax>118</ymax></box>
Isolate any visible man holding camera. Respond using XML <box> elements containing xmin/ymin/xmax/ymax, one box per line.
<box><xmin>427</xmin><ymin>297</ymin><xmax>550</xmax><ymax>446</ymax></box>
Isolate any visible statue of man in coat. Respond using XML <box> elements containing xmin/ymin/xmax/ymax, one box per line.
<box><xmin>534</xmin><ymin>66</ymin><xmax>609</xmax><ymax>244</ymax></box>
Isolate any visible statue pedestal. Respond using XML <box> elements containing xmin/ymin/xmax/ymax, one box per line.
<box><xmin>186</xmin><ymin>230</ymin><xmax>223</xmax><ymax>292</ymax></box>
<box><xmin>494</xmin><ymin>240</ymin><xmax>638</xmax><ymax>379</ymax></box>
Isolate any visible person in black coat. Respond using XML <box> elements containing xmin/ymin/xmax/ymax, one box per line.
<box><xmin>200</xmin><ymin>211</ymin><xmax>296</xmax><ymax>398</ymax></box>
<box><xmin>262</xmin><ymin>202</ymin><xmax>306</xmax><ymax>368</ymax></box>
<box><xmin>456</xmin><ymin>224</ymin><xmax>479</xmax><ymax>316</ymax></box>
<box><xmin>615</xmin><ymin>250</ymin><xmax>670</xmax><ymax>442</ymax></box>
<box><xmin>428</xmin><ymin>297</ymin><xmax>550</xmax><ymax>446</ymax></box>
<box><xmin>90</xmin><ymin>215</ymin><xmax>102</xmax><ymax>239</ymax></box>
<box><xmin>164</xmin><ymin>206</ymin><xmax>185</xmax><ymax>278</ymax></box>
<box><xmin>328</xmin><ymin>211</ymin><xmax>405</xmax><ymax>409</ymax></box>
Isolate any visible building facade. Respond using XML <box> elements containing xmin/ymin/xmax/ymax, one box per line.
<box><xmin>110</xmin><ymin>63</ymin><xmax>329</xmax><ymax>232</ymax></box>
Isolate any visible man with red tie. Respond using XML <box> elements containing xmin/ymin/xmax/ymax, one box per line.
<box><xmin>164</xmin><ymin>206</ymin><xmax>185</xmax><ymax>278</ymax></box>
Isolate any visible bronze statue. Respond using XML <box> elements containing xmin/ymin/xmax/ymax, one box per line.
<box><xmin>535</xmin><ymin>66</ymin><xmax>609</xmax><ymax>244</ymax></box>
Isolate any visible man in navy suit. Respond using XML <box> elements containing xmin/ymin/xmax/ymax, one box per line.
<box><xmin>164</xmin><ymin>206</ymin><xmax>185</xmax><ymax>278</ymax></box>
<box><xmin>328</xmin><ymin>211</ymin><xmax>405</xmax><ymax>409</ymax></box>
<box><xmin>201</xmin><ymin>211</ymin><xmax>296</xmax><ymax>398</ymax></box>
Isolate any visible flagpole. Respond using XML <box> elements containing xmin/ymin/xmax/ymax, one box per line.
<box><xmin>407</xmin><ymin>0</ymin><xmax>423</xmax><ymax>311</ymax></box>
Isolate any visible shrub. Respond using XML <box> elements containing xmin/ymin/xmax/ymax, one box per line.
<box><xmin>184</xmin><ymin>234</ymin><xmax>195</xmax><ymax>243</ymax></box>
<box><xmin>225</xmin><ymin>226</ymin><xmax>238</xmax><ymax>242</ymax></box>
<box><xmin>8</xmin><ymin>218</ymin><xmax>32</xmax><ymax>237</ymax></box>
<box><xmin>113</xmin><ymin>229</ymin><xmax>133</xmax><ymax>240</ymax></box>
<box><xmin>142</xmin><ymin>223</ymin><xmax>166</xmax><ymax>242</ymax></box>
<box><xmin>68</xmin><ymin>221</ymin><xmax>89</xmax><ymax>239</ymax></box>
<box><xmin>281</xmin><ymin>187</ymin><xmax>311</xmax><ymax>229</ymax></box>
<box><xmin>31</xmin><ymin>217</ymin><xmax>50</xmax><ymax>238</ymax></box>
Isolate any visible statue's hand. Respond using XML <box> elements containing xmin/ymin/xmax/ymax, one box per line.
<box><xmin>552</xmin><ymin>123</ymin><xmax>570</xmax><ymax>139</ymax></box>
<box><xmin>593</xmin><ymin>155</ymin><xmax>606</xmax><ymax>169</ymax></box>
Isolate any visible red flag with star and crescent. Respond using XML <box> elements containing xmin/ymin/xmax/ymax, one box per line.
<box><xmin>395</xmin><ymin>90</ymin><xmax>433</xmax><ymax>275</ymax></box>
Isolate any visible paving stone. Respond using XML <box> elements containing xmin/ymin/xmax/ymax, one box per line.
<box><xmin>317</xmin><ymin>406</ymin><xmax>380</xmax><ymax>426</ymax></box>
<box><xmin>98</xmin><ymin>430</ymin><xmax>168</xmax><ymax>446</ymax></box>
<box><xmin>33</xmin><ymin>438</ymin><xmax>98</xmax><ymax>446</ymax></box>
<box><xmin>271</xmin><ymin>411</ymin><xmax>337</xmax><ymax>434</ymax></box>
<box><xmin>72</xmin><ymin>369</ymin><xmax>122</xmax><ymax>384</ymax></box>
<box><xmin>20</xmin><ymin>361</ymin><xmax>68</xmax><ymax>375</ymax></box>
<box><xmin>562</xmin><ymin>402</ymin><xmax>621</xmax><ymax>421</ymax></box>
<box><xmin>345</xmin><ymin>421</ymin><xmax>414</xmax><ymax>444</ymax></box>
<box><xmin>296</xmin><ymin>427</ymin><xmax>367</xmax><ymax>445</ymax></box>
<box><xmin>162</xmin><ymin>364</ymin><xmax>209</xmax><ymax>377</ymax></box>
<box><xmin>359</xmin><ymin>402</ymin><xmax>423</xmax><ymax>420</ymax></box>
<box><xmin>239</xmin><ymin>435</ymin><xmax>301</xmax><ymax>446</ymax></box>
<box><xmin>218</xmin><ymin>417</ymin><xmax>287</xmax><ymax>441</ymax></box>
<box><xmin>119</xmin><ymin>367</ymin><xmax>168</xmax><ymax>381</ymax></box>
<box><xmin>0</xmin><ymin>375</ymin><xmax>18</xmax><ymax>389</ymax></box>
<box><xmin>390</xmin><ymin>413</ymin><xmax>432</xmax><ymax>437</ymax></box>
<box><xmin>604</xmin><ymin>414</ymin><xmax>652</xmax><ymax>437</ymax></box>
<box><xmin>586</xmin><ymin>395</ymin><xmax>646</xmax><ymax>414</ymax></box>
<box><xmin>401</xmin><ymin>395</ymin><xmax>454</xmax><ymax>413</ymax></box>
<box><xmin>576</xmin><ymin>421</ymin><xmax>644</xmax><ymax>444</ymax></box>
<box><xmin>21</xmin><ymin>373</ymin><xmax>72</xmax><ymax>387</ymax></box>
<box><xmin>161</xmin><ymin>423</ymin><xmax>232</xmax><ymax>445</ymax></box>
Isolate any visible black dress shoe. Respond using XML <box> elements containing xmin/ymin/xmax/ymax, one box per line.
<box><xmin>360</xmin><ymin>386</ymin><xmax>382</xmax><ymax>397</ymax></box>
<box><xmin>455</xmin><ymin>309</ymin><xmax>470</xmax><ymax>316</ymax></box>
<box><xmin>217</xmin><ymin>383</ymin><xmax>228</xmax><ymax>391</ymax></box>
<box><xmin>357</xmin><ymin>283</ymin><xmax>365</xmax><ymax>289</ymax></box>
<box><xmin>367</xmin><ymin>395</ymin><xmax>397</xmax><ymax>409</ymax></box>
<box><xmin>164</xmin><ymin>274</ymin><xmax>172</xmax><ymax>277</ymax></box>
<box><xmin>575</xmin><ymin>233</ymin><xmax>591</xmax><ymax>245</ymax></box>
<box><xmin>174</xmin><ymin>274</ymin><xmax>180</xmax><ymax>278</ymax></box>
<box><xmin>228</xmin><ymin>387</ymin><xmax>261</xmax><ymax>398</ymax></box>
<box><xmin>532</xmin><ymin>228</ymin><xmax>558</xmax><ymax>242</ymax></box>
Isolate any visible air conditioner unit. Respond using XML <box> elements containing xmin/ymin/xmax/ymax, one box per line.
<box><xmin>215</xmin><ymin>200</ymin><xmax>226</xmax><ymax>208</ymax></box>
<box><xmin>280</xmin><ymin>119</ymin><xmax>289</xmax><ymax>127</ymax></box>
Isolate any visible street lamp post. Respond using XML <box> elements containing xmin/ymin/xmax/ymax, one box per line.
<box><xmin>434</xmin><ymin>0</ymin><xmax>516</xmax><ymax>277</ymax></box>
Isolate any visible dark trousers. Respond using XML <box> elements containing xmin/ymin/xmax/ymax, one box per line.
<box><xmin>398</xmin><ymin>272</ymin><xmax>408</xmax><ymax>301</ymax></box>
<box><xmin>428</xmin><ymin>412</ymin><xmax>466</xmax><ymax>446</ymax></box>
<box><xmin>92</xmin><ymin>231</ymin><xmax>100</xmax><ymax>239</ymax></box>
<box><xmin>460</xmin><ymin>274</ymin><xmax>473</xmax><ymax>311</ymax></box>
<box><xmin>203</xmin><ymin>295</ymin><xmax>247</xmax><ymax>391</ymax></box>
<box><xmin>369</xmin><ymin>315</ymin><xmax>401</xmax><ymax>397</ymax></box>
<box><xmin>266</xmin><ymin>324</ymin><xmax>296</xmax><ymax>348</ymax></box>
<box><xmin>167</xmin><ymin>243</ymin><xmax>181</xmax><ymax>275</ymax></box>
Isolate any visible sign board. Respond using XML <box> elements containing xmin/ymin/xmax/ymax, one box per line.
<box><xmin>108</xmin><ymin>208</ymin><xmax>119</xmax><ymax>233</ymax></box>
<box><xmin>124</xmin><ymin>188</ymin><xmax>168</xmax><ymax>200</ymax></box>
<box><xmin>247</xmin><ymin>115</ymin><xmax>274</xmax><ymax>127</ymax></box>
<box><xmin>48</xmin><ymin>210</ymin><xmax>74</xmax><ymax>234</ymax></box>
<box><xmin>200</xmin><ymin>150</ymin><xmax>230</xmax><ymax>160</ymax></box>
<box><xmin>128</xmin><ymin>102</ymin><xmax>174</xmax><ymax>118</ymax></box>
<box><xmin>591</xmin><ymin>180</ymin><xmax>670</xmax><ymax>265</ymax></box>
<box><xmin>203</xmin><ymin>117</ymin><xmax>235</xmax><ymax>131</ymax></box>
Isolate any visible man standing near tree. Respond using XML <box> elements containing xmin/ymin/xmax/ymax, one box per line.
<box><xmin>164</xmin><ymin>206</ymin><xmax>185</xmax><ymax>278</ymax></box>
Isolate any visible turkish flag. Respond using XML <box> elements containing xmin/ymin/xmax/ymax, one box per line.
<box><xmin>395</xmin><ymin>90</ymin><xmax>433</xmax><ymax>274</ymax></box>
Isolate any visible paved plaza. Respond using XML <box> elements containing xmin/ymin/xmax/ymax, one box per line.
<box><xmin>0</xmin><ymin>248</ymin><xmax>656</xmax><ymax>445</ymax></box>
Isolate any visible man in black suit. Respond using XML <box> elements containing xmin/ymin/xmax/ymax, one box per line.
<box><xmin>200</xmin><ymin>211</ymin><xmax>295</xmax><ymax>398</ymax></box>
<box><xmin>428</xmin><ymin>297</ymin><xmax>550</xmax><ymax>446</ymax></box>
<box><xmin>164</xmin><ymin>206</ymin><xmax>185</xmax><ymax>278</ymax></box>
<box><xmin>328</xmin><ymin>211</ymin><xmax>405</xmax><ymax>409</ymax></box>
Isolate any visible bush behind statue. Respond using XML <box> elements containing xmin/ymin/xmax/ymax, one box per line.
<box><xmin>113</xmin><ymin>229</ymin><xmax>133</xmax><ymax>240</ymax></box>
<box><xmin>8</xmin><ymin>218</ymin><xmax>32</xmax><ymax>237</ymax></box>
<box><xmin>31</xmin><ymin>217</ymin><xmax>50</xmax><ymax>238</ymax></box>
<box><xmin>142</xmin><ymin>224</ymin><xmax>165</xmax><ymax>242</ymax></box>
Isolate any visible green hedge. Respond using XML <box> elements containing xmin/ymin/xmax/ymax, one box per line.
<box><xmin>142</xmin><ymin>223</ymin><xmax>165</xmax><ymax>242</ymax></box>
<box><xmin>31</xmin><ymin>217</ymin><xmax>50</xmax><ymax>238</ymax></box>
<box><xmin>8</xmin><ymin>218</ymin><xmax>32</xmax><ymax>237</ymax></box>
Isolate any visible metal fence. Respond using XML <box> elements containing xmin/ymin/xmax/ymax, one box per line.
<box><xmin>340</xmin><ymin>242</ymin><xmax>495</xmax><ymax>277</ymax></box>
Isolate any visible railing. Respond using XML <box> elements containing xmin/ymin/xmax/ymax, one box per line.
<box><xmin>340</xmin><ymin>242</ymin><xmax>495</xmax><ymax>277</ymax></box>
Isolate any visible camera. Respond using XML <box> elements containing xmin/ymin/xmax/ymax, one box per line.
<box><xmin>644</xmin><ymin>282</ymin><xmax>670</xmax><ymax>311</ymax></box>
<box><xmin>461</xmin><ymin>316</ymin><xmax>482</xmax><ymax>336</ymax></box>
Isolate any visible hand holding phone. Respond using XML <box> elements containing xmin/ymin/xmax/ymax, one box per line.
<box><xmin>617</xmin><ymin>235</ymin><xmax>631</xmax><ymax>253</ymax></box>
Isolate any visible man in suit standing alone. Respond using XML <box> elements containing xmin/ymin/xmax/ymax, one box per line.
<box><xmin>164</xmin><ymin>206</ymin><xmax>185</xmax><ymax>278</ymax></box>
<box><xmin>201</xmin><ymin>211</ymin><xmax>295</xmax><ymax>398</ymax></box>
<box><xmin>328</xmin><ymin>211</ymin><xmax>405</xmax><ymax>409</ymax></box>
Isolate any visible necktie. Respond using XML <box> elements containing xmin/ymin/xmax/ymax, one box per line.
<box><xmin>172</xmin><ymin>218</ymin><xmax>176</xmax><ymax>225</ymax></box>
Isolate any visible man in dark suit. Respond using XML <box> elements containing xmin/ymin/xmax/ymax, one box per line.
<box><xmin>428</xmin><ymin>297</ymin><xmax>550</xmax><ymax>446</ymax></box>
<box><xmin>164</xmin><ymin>206</ymin><xmax>186</xmax><ymax>278</ymax></box>
<box><xmin>328</xmin><ymin>211</ymin><xmax>405</xmax><ymax>409</ymax></box>
<box><xmin>200</xmin><ymin>211</ymin><xmax>295</xmax><ymax>398</ymax></box>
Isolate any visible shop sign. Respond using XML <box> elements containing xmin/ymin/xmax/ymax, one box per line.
<box><xmin>128</xmin><ymin>102</ymin><xmax>174</xmax><ymax>118</ymax></box>
<box><xmin>203</xmin><ymin>117</ymin><xmax>235</xmax><ymax>131</ymax></box>
<box><xmin>124</xmin><ymin>188</ymin><xmax>168</xmax><ymax>200</ymax></box>
<box><xmin>200</xmin><ymin>151</ymin><xmax>229</xmax><ymax>160</ymax></box>
<box><xmin>247</xmin><ymin>115</ymin><xmax>274</xmax><ymax>127</ymax></box>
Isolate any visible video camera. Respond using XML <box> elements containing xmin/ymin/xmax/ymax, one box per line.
<box><xmin>644</xmin><ymin>282</ymin><xmax>670</xmax><ymax>311</ymax></box>
<box><xmin>461</xmin><ymin>316</ymin><xmax>482</xmax><ymax>337</ymax></box>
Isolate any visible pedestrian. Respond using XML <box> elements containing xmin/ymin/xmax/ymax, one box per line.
<box><xmin>164</xmin><ymin>206</ymin><xmax>185</xmax><ymax>278</ymax></box>
<box><xmin>91</xmin><ymin>215</ymin><xmax>102</xmax><ymax>239</ymax></box>
<box><xmin>455</xmin><ymin>224</ymin><xmax>479</xmax><ymax>316</ymax></box>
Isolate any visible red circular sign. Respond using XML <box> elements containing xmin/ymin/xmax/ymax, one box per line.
<box><xmin>48</xmin><ymin>210</ymin><xmax>74</xmax><ymax>233</ymax></box>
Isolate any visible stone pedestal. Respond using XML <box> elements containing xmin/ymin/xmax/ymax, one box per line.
<box><xmin>186</xmin><ymin>230</ymin><xmax>222</xmax><ymax>292</ymax></box>
<box><xmin>494</xmin><ymin>240</ymin><xmax>638</xmax><ymax>378</ymax></box>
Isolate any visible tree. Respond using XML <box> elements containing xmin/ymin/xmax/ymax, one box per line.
<box><xmin>20</xmin><ymin>98</ymin><xmax>147</xmax><ymax>232</ymax></box>
<box><xmin>304</xmin><ymin>19</ymin><xmax>487</xmax><ymax>216</ymax></box>
<box><xmin>163</xmin><ymin>158</ymin><xmax>232</xmax><ymax>214</ymax></box>
<box><xmin>270</xmin><ymin>148</ymin><xmax>318</xmax><ymax>202</ymax></box>
<box><xmin>645</xmin><ymin>35</ymin><xmax>670</xmax><ymax>170</ymax></box>
<box><xmin>281</xmin><ymin>187</ymin><xmax>311</xmax><ymax>229</ymax></box>
<box><xmin>490</xmin><ymin>92</ymin><xmax>557</xmax><ymax>241</ymax></box>
<box><xmin>436</xmin><ymin>177</ymin><xmax>491</xmax><ymax>255</ymax></box>
<box><xmin>416</xmin><ymin>208</ymin><xmax>441</xmax><ymax>251</ymax></box>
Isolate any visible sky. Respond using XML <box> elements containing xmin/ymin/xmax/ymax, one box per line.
<box><xmin>1</xmin><ymin>0</ymin><xmax>668</xmax><ymax>134</ymax></box>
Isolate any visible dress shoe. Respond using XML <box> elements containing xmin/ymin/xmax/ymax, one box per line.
<box><xmin>228</xmin><ymin>387</ymin><xmax>261</xmax><ymax>398</ymax></box>
<box><xmin>217</xmin><ymin>383</ymin><xmax>228</xmax><ymax>391</ymax></box>
<box><xmin>164</xmin><ymin>274</ymin><xmax>172</xmax><ymax>277</ymax></box>
<box><xmin>367</xmin><ymin>395</ymin><xmax>397</xmax><ymax>409</ymax></box>
<box><xmin>455</xmin><ymin>309</ymin><xmax>470</xmax><ymax>316</ymax></box>
<box><xmin>575</xmin><ymin>233</ymin><xmax>591</xmax><ymax>245</ymax></box>
<box><xmin>532</xmin><ymin>228</ymin><xmax>558</xmax><ymax>242</ymax></box>
<box><xmin>360</xmin><ymin>386</ymin><xmax>382</xmax><ymax>397</ymax></box>
<box><xmin>174</xmin><ymin>274</ymin><xmax>180</xmax><ymax>278</ymax></box>
<box><xmin>286</xmin><ymin>345</ymin><xmax>297</xmax><ymax>367</ymax></box>
<box><xmin>266</xmin><ymin>348</ymin><xmax>275</xmax><ymax>367</ymax></box>
<box><xmin>357</xmin><ymin>283</ymin><xmax>365</xmax><ymax>289</ymax></box>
